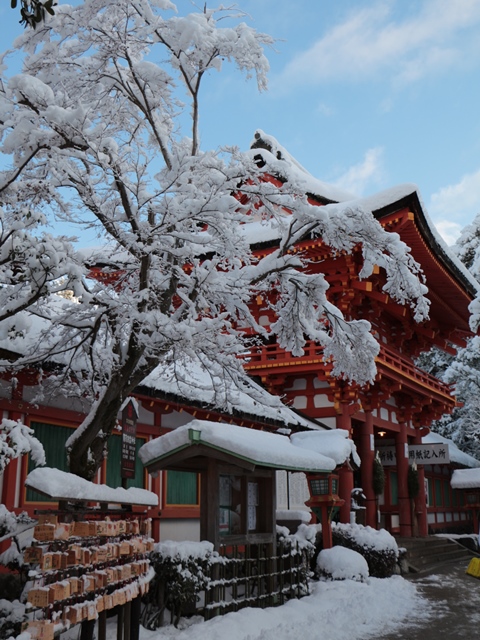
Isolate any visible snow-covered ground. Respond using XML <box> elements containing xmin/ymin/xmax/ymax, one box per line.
<box><xmin>122</xmin><ymin>575</ymin><xmax>429</xmax><ymax>640</ymax></box>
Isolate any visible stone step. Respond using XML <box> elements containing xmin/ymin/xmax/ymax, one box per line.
<box><xmin>395</xmin><ymin>536</ymin><xmax>479</xmax><ymax>573</ymax></box>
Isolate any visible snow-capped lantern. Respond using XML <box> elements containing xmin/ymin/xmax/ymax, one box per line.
<box><xmin>305</xmin><ymin>472</ymin><xmax>344</xmax><ymax>549</ymax></box>
<box><xmin>305</xmin><ymin>472</ymin><xmax>341</xmax><ymax>504</ymax></box>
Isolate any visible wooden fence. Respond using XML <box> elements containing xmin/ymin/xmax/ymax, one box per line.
<box><xmin>203</xmin><ymin>540</ymin><xmax>312</xmax><ymax>619</ymax></box>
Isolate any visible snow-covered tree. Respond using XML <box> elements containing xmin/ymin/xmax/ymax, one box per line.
<box><xmin>0</xmin><ymin>0</ymin><xmax>430</xmax><ymax>480</ymax></box>
<box><xmin>10</xmin><ymin>0</ymin><xmax>57</xmax><ymax>30</ymax></box>
<box><xmin>417</xmin><ymin>213</ymin><xmax>480</xmax><ymax>458</ymax></box>
<box><xmin>0</xmin><ymin>419</ymin><xmax>43</xmax><ymax>560</ymax></box>
<box><xmin>0</xmin><ymin>418</ymin><xmax>45</xmax><ymax>474</ymax></box>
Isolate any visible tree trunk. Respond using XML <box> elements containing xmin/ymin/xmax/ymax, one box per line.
<box><xmin>67</xmin><ymin>344</ymin><xmax>157</xmax><ymax>480</ymax></box>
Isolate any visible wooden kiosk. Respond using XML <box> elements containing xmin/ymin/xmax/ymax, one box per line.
<box><xmin>139</xmin><ymin>420</ymin><xmax>335</xmax><ymax>616</ymax></box>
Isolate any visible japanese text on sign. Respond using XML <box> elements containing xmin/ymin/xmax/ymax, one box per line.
<box><xmin>376</xmin><ymin>443</ymin><xmax>450</xmax><ymax>466</ymax></box>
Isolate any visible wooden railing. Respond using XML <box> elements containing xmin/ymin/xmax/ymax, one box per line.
<box><xmin>242</xmin><ymin>340</ymin><xmax>453</xmax><ymax>397</ymax></box>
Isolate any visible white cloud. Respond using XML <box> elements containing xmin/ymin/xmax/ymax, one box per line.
<box><xmin>429</xmin><ymin>169</ymin><xmax>480</xmax><ymax>229</ymax></box>
<box><xmin>316</xmin><ymin>102</ymin><xmax>334</xmax><ymax>117</ymax></box>
<box><xmin>433</xmin><ymin>220</ymin><xmax>463</xmax><ymax>246</ymax></box>
<box><xmin>332</xmin><ymin>147</ymin><xmax>385</xmax><ymax>196</ymax></box>
<box><xmin>275</xmin><ymin>0</ymin><xmax>480</xmax><ymax>89</ymax></box>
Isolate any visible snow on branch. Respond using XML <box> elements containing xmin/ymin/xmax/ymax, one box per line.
<box><xmin>0</xmin><ymin>418</ymin><xmax>45</xmax><ymax>473</ymax></box>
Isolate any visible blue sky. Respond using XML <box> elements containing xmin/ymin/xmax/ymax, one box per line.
<box><xmin>2</xmin><ymin>0</ymin><xmax>480</xmax><ymax>244</ymax></box>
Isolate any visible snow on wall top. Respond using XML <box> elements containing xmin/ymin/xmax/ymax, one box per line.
<box><xmin>423</xmin><ymin>431</ymin><xmax>480</xmax><ymax>469</ymax></box>
<box><xmin>25</xmin><ymin>467</ymin><xmax>159</xmax><ymax>506</ymax></box>
<box><xmin>451</xmin><ymin>468</ymin><xmax>480</xmax><ymax>489</ymax></box>
<box><xmin>290</xmin><ymin>429</ymin><xmax>361</xmax><ymax>467</ymax></box>
<box><xmin>138</xmin><ymin>419</ymin><xmax>336</xmax><ymax>472</ymax></box>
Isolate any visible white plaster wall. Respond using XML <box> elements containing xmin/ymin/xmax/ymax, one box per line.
<box><xmin>161</xmin><ymin>411</ymin><xmax>196</xmax><ymax>429</ymax></box>
<box><xmin>284</xmin><ymin>378</ymin><xmax>307</xmax><ymax>391</ymax></box>
<box><xmin>0</xmin><ymin>379</ymin><xmax>11</xmax><ymax>399</ymax></box>
<box><xmin>292</xmin><ymin>396</ymin><xmax>307</xmax><ymax>410</ymax></box>
<box><xmin>276</xmin><ymin>471</ymin><xmax>310</xmax><ymax>511</ymax></box>
<box><xmin>159</xmin><ymin>519</ymin><xmax>200</xmax><ymax>542</ymax></box>
<box><xmin>23</xmin><ymin>385</ymin><xmax>89</xmax><ymax>413</ymax></box>
<box><xmin>319</xmin><ymin>417</ymin><xmax>336</xmax><ymax>429</ymax></box>
<box><xmin>314</xmin><ymin>394</ymin><xmax>332</xmax><ymax>408</ymax></box>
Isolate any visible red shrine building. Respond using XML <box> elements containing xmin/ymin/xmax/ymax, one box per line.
<box><xmin>1</xmin><ymin>131</ymin><xmax>479</xmax><ymax>542</ymax></box>
<box><xmin>245</xmin><ymin>132</ymin><xmax>480</xmax><ymax>537</ymax></box>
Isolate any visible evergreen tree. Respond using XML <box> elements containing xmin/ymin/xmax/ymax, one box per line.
<box><xmin>418</xmin><ymin>213</ymin><xmax>480</xmax><ymax>459</ymax></box>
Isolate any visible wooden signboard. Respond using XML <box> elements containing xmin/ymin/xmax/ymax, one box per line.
<box><xmin>121</xmin><ymin>398</ymin><xmax>138</xmax><ymax>480</ymax></box>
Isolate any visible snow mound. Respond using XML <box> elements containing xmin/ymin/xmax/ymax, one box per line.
<box><xmin>317</xmin><ymin>546</ymin><xmax>369</xmax><ymax>582</ymax></box>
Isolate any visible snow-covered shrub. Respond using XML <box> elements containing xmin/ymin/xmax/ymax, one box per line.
<box><xmin>316</xmin><ymin>547</ymin><xmax>369</xmax><ymax>582</ymax></box>
<box><xmin>332</xmin><ymin>523</ymin><xmax>399</xmax><ymax>578</ymax></box>
<box><xmin>0</xmin><ymin>599</ymin><xmax>26</xmax><ymax>640</ymax></box>
<box><xmin>145</xmin><ymin>541</ymin><xmax>218</xmax><ymax>628</ymax></box>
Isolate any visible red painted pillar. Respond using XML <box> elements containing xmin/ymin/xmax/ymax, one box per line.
<box><xmin>358</xmin><ymin>412</ymin><xmax>376</xmax><ymax>528</ymax></box>
<box><xmin>1</xmin><ymin>410</ymin><xmax>25</xmax><ymax>511</ymax></box>
<box><xmin>336</xmin><ymin>406</ymin><xmax>354</xmax><ymax>524</ymax></box>
<box><xmin>413</xmin><ymin>432</ymin><xmax>428</xmax><ymax>537</ymax></box>
<box><xmin>1</xmin><ymin>457</ymin><xmax>19</xmax><ymax>511</ymax></box>
<box><xmin>321</xmin><ymin>504</ymin><xmax>333</xmax><ymax>549</ymax></box>
<box><xmin>395</xmin><ymin>423</ymin><xmax>412</xmax><ymax>536</ymax></box>
<box><xmin>151</xmin><ymin>473</ymin><xmax>161</xmax><ymax>542</ymax></box>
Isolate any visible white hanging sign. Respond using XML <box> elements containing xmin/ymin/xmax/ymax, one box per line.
<box><xmin>376</xmin><ymin>443</ymin><xmax>450</xmax><ymax>466</ymax></box>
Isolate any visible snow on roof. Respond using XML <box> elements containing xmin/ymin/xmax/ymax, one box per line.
<box><xmin>249</xmin><ymin>130</ymin><xmax>356</xmax><ymax>203</ymax></box>
<box><xmin>25</xmin><ymin>467</ymin><xmax>159</xmax><ymax>506</ymax></box>
<box><xmin>141</xmin><ymin>355</ymin><xmax>320</xmax><ymax>430</ymax></box>
<box><xmin>290</xmin><ymin>429</ymin><xmax>361</xmax><ymax>467</ymax></box>
<box><xmin>138</xmin><ymin>419</ymin><xmax>336</xmax><ymax>473</ymax></box>
<box><xmin>357</xmin><ymin>185</ymin><xmax>480</xmax><ymax>294</ymax></box>
<box><xmin>423</xmin><ymin>431</ymin><xmax>480</xmax><ymax>469</ymax></box>
<box><xmin>0</xmin><ymin>305</ymin><xmax>318</xmax><ymax>430</ymax></box>
<box><xmin>451</xmin><ymin>468</ymin><xmax>480</xmax><ymax>489</ymax></box>
<box><xmin>450</xmin><ymin>468</ymin><xmax>480</xmax><ymax>489</ymax></box>
<box><xmin>247</xmin><ymin>134</ymin><xmax>479</xmax><ymax>296</ymax></box>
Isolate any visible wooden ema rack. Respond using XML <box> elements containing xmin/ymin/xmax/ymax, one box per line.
<box><xmin>21</xmin><ymin>510</ymin><xmax>154</xmax><ymax>640</ymax></box>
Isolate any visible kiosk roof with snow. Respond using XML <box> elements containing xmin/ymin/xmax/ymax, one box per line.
<box><xmin>139</xmin><ymin>420</ymin><xmax>335</xmax><ymax>550</ymax></box>
<box><xmin>138</xmin><ymin>420</ymin><xmax>336</xmax><ymax>475</ymax></box>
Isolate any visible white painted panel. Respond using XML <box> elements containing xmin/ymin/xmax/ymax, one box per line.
<box><xmin>162</xmin><ymin>411</ymin><xmax>195</xmax><ymax>429</ymax></box>
<box><xmin>320</xmin><ymin>417</ymin><xmax>337</xmax><ymax>429</ymax></box>
<box><xmin>284</xmin><ymin>378</ymin><xmax>307</xmax><ymax>391</ymax></box>
<box><xmin>159</xmin><ymin>519</ymin><xmax>200</xmax><ymax>542</ymax></box>
<box><xmin>292</xmin><ymin>396</ymin><xmax>307</xmax><ymax>410</ymax></box>
<box><xmin>313</xmin><ymin>394</ymin><xmax>332</xmax><ymax>408</ymax></box>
